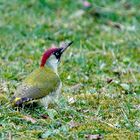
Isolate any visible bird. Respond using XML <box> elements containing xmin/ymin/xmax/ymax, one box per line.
<box><xmin>11</xmin><ymin>41</ymin><xmax>73</xmax><ymax>108</ymax></box>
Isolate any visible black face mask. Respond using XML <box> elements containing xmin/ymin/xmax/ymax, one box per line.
<box><xmin>53</xmin><ymin>41</ymin><xmax>73</xmax><ymax>61</ymax></box>
<box><xmin>53</xmin><ymin>48</ymin><xmax>63</xmax><ymax>61</ymax></box>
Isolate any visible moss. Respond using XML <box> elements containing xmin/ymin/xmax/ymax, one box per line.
<box><xmin>0</xmin><ymin>0</ymin><xmax>140</xmax><ymax>139</ymax></box>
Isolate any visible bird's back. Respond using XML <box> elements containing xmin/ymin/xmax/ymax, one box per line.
<box><xmin>12</xmin><ymin>67</ymin><xmax>60</xmax><ymax>105</ymax></box>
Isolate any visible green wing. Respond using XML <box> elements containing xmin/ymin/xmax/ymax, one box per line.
<box><xmin>14</xmin><ymin>67</ymin><xmax>60</xmax><ymax>100</ymax></box>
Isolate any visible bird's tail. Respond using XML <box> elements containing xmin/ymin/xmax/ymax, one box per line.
<box><xmin>11</xmin><ymin>96</ymin><xmax>33</xmax><ymax>106</ymax></box>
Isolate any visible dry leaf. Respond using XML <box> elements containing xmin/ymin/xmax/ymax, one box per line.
<box><xmin>86</xmin><ymin>134</ymin><xmax>103</xmax><ymax>140</ymax></box>
<box><xmin>123</xmin><ymin>2</ymin><xmax>131</xmax><ymax>10</ymax></box>
<box><xmin>23</xmin><ymin>115</ymin><xmax>37</xmax><ymax>124</ymax></box>
<box><xmin>106</xmin><ymin>78</ymin><xmax>113</xmax><ymax>84</ymax></box>
<box><xmin>68</xmin><ymin>97</ymin><xmax>76</xmax><ymax>104</ymax></box>
<box><xmin>70</xmin><ymin>83</ymin><xmax>82</xmax><ymax>92</ymax></box>
<box><xmin>41</xmin><ymin>114</ymin><xmax>49</xmax><ymax>119</ymax></box>
<box><xmin>83</xmin><ymin>1</ymin><xmax>91</xmax><ymax>8</ymax></box>
<box><xmin>68</xmin><ymin>120</ymin><xmax>79</xmax><ymax>128</ymax></box>
<box><xmin>0</xmin><ymin>124</ymin><xmax>3</xmax><ymax>128</ymax></box>
<box><xmin>70</xmin><ymin>10</ymin><xmax>85</xmax><ymax>19</ymax></box>
<box><xmin>107</xmin><ymin>20</ymin><xmax>124</xmax><ymax>30</ymax></box>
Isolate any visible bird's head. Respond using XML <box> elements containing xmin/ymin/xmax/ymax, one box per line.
<box><xmin>40</xmin><ymin>41</ymin><xmax>73</xmax><ymax>71</ymax></box>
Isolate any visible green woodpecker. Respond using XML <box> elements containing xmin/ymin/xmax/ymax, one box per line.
<box><xmin>11</xmin><ymin>41</ymin><xmax>73</xmax><ymax>108</ymax></box>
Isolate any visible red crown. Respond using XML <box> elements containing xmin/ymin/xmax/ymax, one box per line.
<box><xmin>40</xmin><ymin>47</ymin><xmax>58</xmax><ymax>67</ymax></box>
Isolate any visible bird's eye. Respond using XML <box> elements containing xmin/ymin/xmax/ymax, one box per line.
<box><xmin>55</xmin><ymin>52</ymin><xmax>59</xmax><ymax>56</ymax></box>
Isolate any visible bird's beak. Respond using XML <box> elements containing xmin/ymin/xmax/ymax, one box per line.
<box><xmin>60</xmin><ymin>41</ymin><xmax>73</xmax><ymax>54</ymax></box>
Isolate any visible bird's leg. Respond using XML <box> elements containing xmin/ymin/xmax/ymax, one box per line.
<box><xmin>40</xmin><ymin>93</ymin><xmax>59</xmax><ymax>110</ymax></box>
<box><xmin>40</xmin><ymin>95</ymin><xmax>52</xmax><ymax>109</ymax></box>
<box><xmin>52</xmin><ymin>82</ymin><xmax>62</xmax><ymax>105</ymax></box>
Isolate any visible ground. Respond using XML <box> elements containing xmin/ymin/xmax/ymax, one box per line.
<box><xmin>0</xmin><ymin>0</ymin><xmax>140</xmax><ymax>139</ymax></box>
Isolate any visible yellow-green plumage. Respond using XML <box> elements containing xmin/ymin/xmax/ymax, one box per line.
<box><xmin>12</xmin><ymin>67</ymin><xmax>60</xmax><ymax>105</ymax></box>
<box><xmin>11</xmin><ymin>41</ymin><xmax>73</xmax><ymax>106</ymax></box>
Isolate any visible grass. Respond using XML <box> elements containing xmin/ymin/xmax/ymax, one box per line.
<box><xmin>0</xmin><ymin>0</ymin><xmax>140</xmax><ymax>139</ymax></box>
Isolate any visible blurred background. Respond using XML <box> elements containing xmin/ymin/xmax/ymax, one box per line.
<box><xmin>0</xmin><ymin>0</ymin><xmax>140</xmax><ymax>139</ymax></box>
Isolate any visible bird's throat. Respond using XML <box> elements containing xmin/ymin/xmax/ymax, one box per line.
<box><xmin>46</xmin><ymin>60</ymin><xmax>58</xmax><ymax>75</ymax></box>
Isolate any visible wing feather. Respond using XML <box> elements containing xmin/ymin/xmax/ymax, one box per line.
<box><xmin>13</xmin><ymin>67</ymin><xmax>60</xmax><ymax>102</ymax></box>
